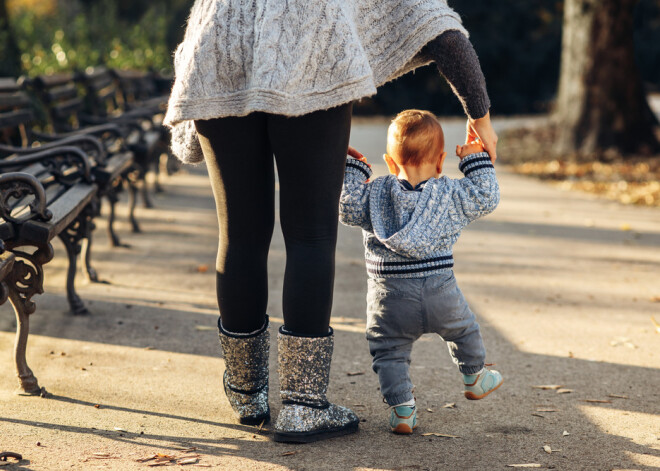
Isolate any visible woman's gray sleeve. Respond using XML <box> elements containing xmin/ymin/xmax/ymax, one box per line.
<box><xmin>425</xmin><ymin>30</ymin><xmax>491</xmax><ymax>120</ymax></box>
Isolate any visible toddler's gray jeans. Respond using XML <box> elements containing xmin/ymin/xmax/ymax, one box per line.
<box><xmin>366</xmin><ymin>271</ymin><xmax>486</xmax><ymax>406</ymax></box>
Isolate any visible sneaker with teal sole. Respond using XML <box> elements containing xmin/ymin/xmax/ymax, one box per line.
<box><xmin>463</xmin><ymin>368</ymin><xmax>503</xmax><ymax>400</ymax></box>
<box><xmin>390</xmin><ymin>405</ymin><xmax>417</xmax><ymax>434</ymax></box>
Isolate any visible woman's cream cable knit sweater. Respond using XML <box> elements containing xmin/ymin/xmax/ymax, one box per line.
<box><xmin>165</xmin><ymin>0</ymin><xmax>468</xmax><ymax>164</ymax></box>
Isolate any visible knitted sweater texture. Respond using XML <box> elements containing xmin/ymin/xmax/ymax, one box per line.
<box><xmin>165</xmin><ymin>0</ymin><xmax>468</xmax><ymax>164</ymax></box>
<box><xmin>339</xmin><ymin>153</ymin><xmax>499</xmax><ymax>278</ymax></box>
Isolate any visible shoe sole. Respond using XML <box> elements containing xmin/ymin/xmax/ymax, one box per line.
<box><xmin>238</xmin><ymin>412</ymin><xmax>271</xmax><ymax>426</ymax></box>
<box><xmin>272</xmin><ymin>420</ymin><xmax>359</xmax><ymax>443</ymax></box>
<box><xmin>464</xmin><ymin>379</ymin><xmax>503</xmax><ymax>400</ymax></box>
<box><xmin>391</xmin><ymin>423</ymin><xmax>417</xmax><ymax>434</ymax></box>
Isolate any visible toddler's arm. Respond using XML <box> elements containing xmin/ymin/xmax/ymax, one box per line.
<box><xmin>451</xmin><ymin>148</ymin><xmax>500</xmax><ymax>222</ymax></box>
<box><xmin>339</xmin><ymin>149</ymin><xmax>373</xmax><ymax>230</ymax></box>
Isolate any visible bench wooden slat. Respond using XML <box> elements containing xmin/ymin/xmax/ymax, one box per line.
<box><xmin>0</xmin><ymin>91</ymin><xmax>33</xmax><ymax>109</ymax></box>
<box><xmin>19</xmin><ymin>183</ymin><xmax>96</xmax><ymax>243</ymax></box>
<box><xmin>0</xmin><ymin>78</ymin><xmax>20</xmax><ymax>93</ymax></box>
<box><xmin>0</xmin><ymin>109</ymin><xmax>34</xmax><ymax>129</ymax></box>
<box><xmin>44</xmin><ymin>84</ymin><xmax>79</xmax><ymax>103</ymax></box>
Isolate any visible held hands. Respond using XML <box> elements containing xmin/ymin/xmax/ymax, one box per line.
<box><xmin>348</xmin><ymin>146</ymin><xmax>369</xmax><ymax>165</ymax></box>
<box><xmin>467</xmin><ymin>111</ymin><xmax>497</xmax><ymax>163</ymax></box>
<box><xmin>456</xmin><ymin>139</ymin><xmax>485</xmax><ymax>159</ymax></box>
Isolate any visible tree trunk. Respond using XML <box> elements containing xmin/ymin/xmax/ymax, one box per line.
<box><xmin>555</xmin><ymin>0</ymin><xmax>659</xmax><ymax>157</ymax></box>
<box><xmin>0</xmin><ymin>0</ymin><xmax>22</xmax><ymax>77</ymax></box>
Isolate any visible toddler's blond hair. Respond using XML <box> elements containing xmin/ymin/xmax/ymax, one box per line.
<box><xmin>386</xmin><ymin>110</ymin><xmax>444</xmax><ymax>167</ymax></box>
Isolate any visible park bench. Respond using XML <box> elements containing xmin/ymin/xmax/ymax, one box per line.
<box><xmin>75</xmin><ymin>66</ymin><xmax>163</xmax><ymax>208</ymax></box>
<box><xmin>1</xmin><ymin>76</ymin><xmax>137</xmax><ymax>247</ymax></box>
<box><xmin>0</xmin><ymin>154</ymin><xmax>97</xmax><ymax>394</ymax></box>
<box><xmin>111</xmin><ymin>69</ymin><xmax>176</xmax><ymax>192</ymax></box>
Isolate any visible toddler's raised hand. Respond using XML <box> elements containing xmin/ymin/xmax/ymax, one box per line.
<box><xmin>456</xmin><ymin>139</ymin><xmax>487</xmax><ymax>159</ymax></box>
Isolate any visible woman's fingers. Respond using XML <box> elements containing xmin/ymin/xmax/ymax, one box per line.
<box><xmin>468</xmin><ymin>112</ymin><xmax>498</xmax><ymax>162</ymax></box>
<box><xmin>347</xmin><ymin>145</ymin><xmax>365</xmax><ymax>160</ymax></box>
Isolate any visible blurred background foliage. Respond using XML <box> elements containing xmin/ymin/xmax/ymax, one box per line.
<box><xmin>1</xmin><ymin>0</ymin><xmax>659</xmax><ymax>116</ymax></box>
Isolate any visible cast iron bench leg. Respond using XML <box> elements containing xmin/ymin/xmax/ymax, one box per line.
<box><xmin>127</xmin><ymin>176</ymin><xmax>141</xmax><ymax>233</ymax></box>
<box><xmin>6</xmin><ymin>244</ymin><xmax>54</xmax><ymax>395</ymax></box>
<box><xmin>58</xmin><ymin>209</ymin><xmax>92</xmax><ymax>316</ymax></box>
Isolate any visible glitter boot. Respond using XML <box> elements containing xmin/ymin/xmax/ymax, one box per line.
<box><xmin>218</xmin><ymin>318</ymin><xmax>270</xmax><ymax>425</ymax></box>
<box><xmin>273</xmin><ymin>327</ymin><xmax>359</xmax><ymax>443</ymax></box>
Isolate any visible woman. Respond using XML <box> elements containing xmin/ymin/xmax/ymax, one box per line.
<box><xmin>164</xmin><ymin>0</ymin><xmax>497</xmax><ymax>443</ymax></box>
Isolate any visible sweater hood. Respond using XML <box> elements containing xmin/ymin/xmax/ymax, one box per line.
<box><xmin>369</xmin><ymin>175</ymin><xmax>451</xmax><ymax>258</ymax></box>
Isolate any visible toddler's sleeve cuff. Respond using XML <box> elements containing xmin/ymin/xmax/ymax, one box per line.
<box><xmin>346</xmin><ymin>157</ymin><xmax>372</xmax><ymax>180</ymax></box>
<box><xmin>458</xmin><ymin>152</ymin><xmax>494</xmax><ymax>177</ymax></box>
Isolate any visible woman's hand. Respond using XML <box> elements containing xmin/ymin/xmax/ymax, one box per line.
<box><xmin>347</xmin><ymin>146</ymin><xmax>368</xmax><ymax>164</ymax></box>
<box><xmin>467</xmin><ymin>112</ymin><xmax>498</xmax><ymax>162</ymax></box>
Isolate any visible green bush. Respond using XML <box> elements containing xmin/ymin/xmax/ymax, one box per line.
<box><xmin>11</xmin><ymin>2</ymin><xmax>172</xmax><ymax>77</ymax></box>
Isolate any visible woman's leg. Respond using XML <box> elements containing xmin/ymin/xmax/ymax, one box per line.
<box><xmin>268</xmin><ymin>103</ymin><xmax>353</xmax><ymax>335</ymax></box>
<box><xmin>195</xmin><ymin>114</ymin><xmax>275</xmax><ymax>333</ymax></box>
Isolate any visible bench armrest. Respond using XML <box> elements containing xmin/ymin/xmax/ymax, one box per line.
<box><xmin>0</xmin><ymin>135</ymin><xmax>107</xmax><ymax>165</ymax></box>
<box><xmin>0</xmin><ymin>172</ymin><xmax>52</xmax><ymax>223</ymax></box>
<box><xmin>0</xmin><ymin>146</ymin><xmax>93</xmax><ymax>184</ymax></box>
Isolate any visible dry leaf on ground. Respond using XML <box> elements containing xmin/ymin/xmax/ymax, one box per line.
<box><xmin>346</xmin><ymin>371</ymin><xmax>365</xmax><ymax>376</ymax></box>
<box><xmin>556</xmin><ymin>388</ymin><xmax>573</xmax><ymax>394</ymax></box>
<box><xmin>195</xmin><ymin>326</ymin><xmax>216</xmax><ymax>331</ymax></box>
<box><xmin>442</xmin><ymin>403</ymin><xmax>456</xmax><ymax>409</ymax></box>
<box><xmin>532</xmin><ymin>385</ymin><xmax>563</xmax><ymax>390</ymax></box>
<box><xmin>137</xmin><ymin>455</ymin><xmax>158</xmax><ymax>463</ymax></box>
<box><xmin>651</xmin><ymin>316</ymin><xmax>660</xmax><ymax>333</ymax></box>
<box><xmin>562</xmin><ymin>431</ymin><xmax>570</xmax><ymax>436</ymax></box>
<box><xmin>427</xmin><ymin>408</ymin><xmax>434</xmax><ymax>413</ymax></box>
<box><xmin>281</xmin><ymin>451</ymin><xmax>298</xmax><ymax>457</ymax></box>
<box><xmin>543</xmin><ymin>445</ymin><xmax>552</xmax><ymax>454</ymax></box>
<box><xmin>583</xmin><ymin>399</ymin><xmax>612</xmax><ymax>404</ymax></box>
<box><xmin>178</xmin><ymin>458</ymin><xmax>199</xmax><ymax>465</ymax></box>
<box><xmin>420</xmin><ymin>432</ymin><xmax>460</xmax><ymax>438</ymax></box>
<box><xmin>607</xmin><ymin>394</ymin><xmax>628</xmax><ymax>399</ymax></box>
<box><xmin>536</xmin><ymin>408</ymin><xmax>558</xmax><ymax>412</ymax></box>
<box><xmin>196</xmin><ymin>264</ymin><xmax>209</xmax><ymax>273</ymax></box>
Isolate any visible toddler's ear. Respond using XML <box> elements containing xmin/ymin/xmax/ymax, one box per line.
<box><xmin>383</xmin><ymin>153</ymin><xmax>399</xmax><ymax>176</ymax></box>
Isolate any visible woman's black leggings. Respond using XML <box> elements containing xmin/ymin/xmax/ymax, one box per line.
<box><xmin>195</xmin><ymin>104</ymin><xmax>353</xmax><ymax>336</ymax></box>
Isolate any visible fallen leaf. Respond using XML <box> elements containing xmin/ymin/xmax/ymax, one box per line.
<box><xmin>178</xmin><ymin>458</ymin><xmax>199</xmax><ymax>465</ymax></box>
<box><xmin>113</xmin><ymin>427</ymin><xmax>127</xmax><ymax>432</ymax></box>
<box><xmin>607</xmin><ymin>394</ymin><xmax>628</xmax><ymax>399</ymax></box>
<box><xmin>536</xmin><ymin>408</ymin><xmax>558</xmax><ymax>412</ymax></box>
<box><xmin>93</xmin><ymin>453</ymin><xmax>112</xmax><ymax>457</ymax></box>
<box><xmin>427</xmin><ymin>408</ymin><xmax>434</xmax><ymax>413</ymax></box>
<box><xmin>506</xmin><ymin>464</ymin><xmax>542</xmax><ymax>468</ymax></box>
<box><xmin>420</xmin><ymin>432</ymin><xmax>460</xmax><ymax>438</ymax></box>
<box><xmin>532</xmin><ymin>385</ymin><xmax>563</xmax><ymax>390</ymax></box>
<box><xmin>346</xmin><ymin>371</ymin><xmax>365</xmax><ymax>376</ymax></box>
<box><xmin>94</xmin><ymin>404</ymin><xmax>100</xmax><ymax>409</ymax></box>
<box><xmin>651</xmin><ymin>316</ymin><xmax>660</xmax><ymax>333</ymax></box>
<box><xmin>620</xmin><ymin>223</ymin><xmax>632</xmax><ymax>231</ymax></box>
<box><xmin>196</xmin><ymin>264</ymin><xmax>209</xmax><ymax>273</ymax></box>
<box><xmin>582</xmin><ymin>399</ymin><xmax>612</xmax><ymax>404</ymax></box>
<box><xmin>194</xmin><ymin>325</ymin><xmax>216</xmax><ymax>331</ymax></box>
<box><xmin>442</xmin><ymin>403</ymin><xmax>456</xmax><ymax>409</ymax></box>
<box><xmin>651</xmin><ymin>298</ymin><xmax>660</xmax><ymax>304</ymax></box>
<box><xmin>543</xmin><ymin>445</ymin><xmax>552</xmax><ymax>454</ymax></box>
<box><xmin>562</xmin><ymin>430</ymin><xmax>570</xmax><ymax>436</ymax></box>
<box><xmin>281</xmin><ymin>451</ymin><xmax>298</xmax><ymax>456</ymax></box>
<box><xmin>556</xmin><ymin>388</ymin><xmax>573</xmax><ymax>394</ymax></box>
<box><xmin>136</xmin><ymin>455</ymin><xmax>158</xmax><ymax>463</ymax></box>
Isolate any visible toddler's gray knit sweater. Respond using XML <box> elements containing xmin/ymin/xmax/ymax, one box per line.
<box><xmin>339</xmin><ymin>153</ymin><xmax>499</xmax><ymax>278</ymax></box>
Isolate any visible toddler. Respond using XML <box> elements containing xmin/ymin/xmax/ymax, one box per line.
<box><xmin>339</xmin><ymin>109</ymin><xmax>503</xmax><ymax>434</ymax></box>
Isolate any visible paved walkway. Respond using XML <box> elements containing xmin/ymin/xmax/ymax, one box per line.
<box><xmin>1</xmin><ymin>119</ymin><xmax>659</xmax><ymax>470</ymax></box>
